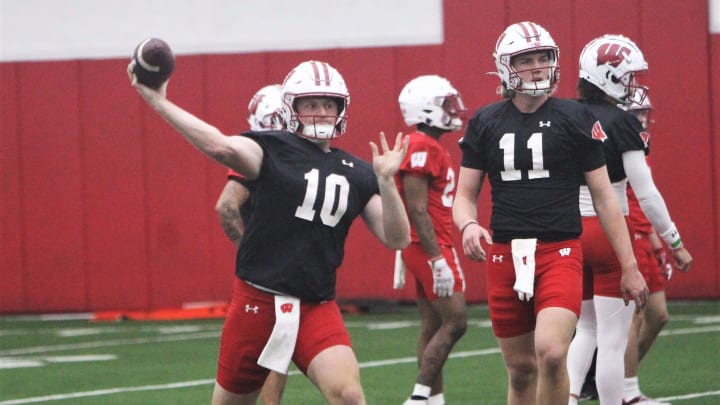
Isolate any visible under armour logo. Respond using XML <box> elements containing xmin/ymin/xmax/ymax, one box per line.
<box><xmin>539</xmin><ymin>121</ymin><xmax>551</xmax><ymax>128</ymax></box>
<box><xmin>341</xmin><ymin>159</ymin><xmax>354</xmax><ymax>167</ymax></box>
<box><xmin>245</xmin><ymin>304</ymin><xmax>259</xmax><ymax>314</ymax></box>
<box><xmin>559</xmin><ymin>248</ymin><xmax>571</xmax><ymax>257</ymax></box>
<box><xmin>492</xmin><ymin>255</ymin><xmax>504</xmax><ymax>263</ymax></box>
<box><xmin>280</xmin><ymin>303</ymin><xmax>294</xmax><ymax>313</ymax></box>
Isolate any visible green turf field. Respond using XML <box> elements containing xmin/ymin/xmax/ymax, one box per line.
<box><xmin>1</xmin><ymin>301</ymin><xmax>718</xmax><ymax>404</ymax></box>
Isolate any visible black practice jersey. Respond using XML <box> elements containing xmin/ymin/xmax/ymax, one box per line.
<box><xmin>460</xmin><ymin>98</ymin><xmax>606</xmax><ymax>243</ymax></box>
<box><xmin>235</xmin><ymin>131</ymin><xmax>379</xmax><ymax>301</ymax></box>
<box><xmin>579</xmin><ymin>99</ymin><xmax>648</xmax><ymax>182</ymax></box>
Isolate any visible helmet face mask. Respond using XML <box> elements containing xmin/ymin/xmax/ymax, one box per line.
<box><xmin>579</xmin><ymin>34</ymin><xmax>649</xmax><ymax>105</ymax></box>
<box><xmin>493</xmin><ymin>21</ymin><xmax>560</xmax><ymax>97</ymax></box>
<box><xmin>280</xmin><ymin>60</ymin><xmax>349</xmax><ymax>140</ymax></box>
<box><xmin>247</xmin><ymin>84</ymin><xmax>285</xmax><ymax>131</ymax></box>
<box><xmin>620</xmin><ymin>93</ymin><xmax>653</xmax><ymax>130</ymax></box>
<box><xmin>398</xmin><ymin>75</ymin><xmax>466</xmax><ymax>131</ymax></box>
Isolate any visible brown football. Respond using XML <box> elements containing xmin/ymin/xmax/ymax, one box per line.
<box><xmin>130</xmin><ymin>38</ymin><xmax>175</xmax><ymax>89</ymax></box>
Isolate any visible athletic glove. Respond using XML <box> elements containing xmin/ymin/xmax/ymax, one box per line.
<box><xmin>428</xmin><ymin>256</ymin><xmax>454</xmax><ymax>298</ymax></box>
<box><xmin>655</xmin><ymin>248</ymin><xmax>672</xmax><ymax>280</ymax></box>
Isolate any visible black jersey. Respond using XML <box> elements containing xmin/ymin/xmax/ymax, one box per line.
<box><xmin>580</xmin><ymin>99</ymin><xmax>648</xmax><ymax>182</ymax></box>
<box><xmin>460</xmin><ymin>98</ymin><xmax>605</xmax><ymax>243</ymax></box>
<box><xmin>235</xmin><ymin>131</ymin><xmax>379</xmax><ymax>301</ymax></box>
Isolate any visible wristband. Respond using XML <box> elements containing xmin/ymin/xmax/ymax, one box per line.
<box><xmin>659</xmin><ymin>223</ymin><xmax>683</xmax><ymax>250</ymax></box>
<box><xmin>460</xmin><ymin>220</ymin><xmax>479</xmax><ymax>234</ymax></box>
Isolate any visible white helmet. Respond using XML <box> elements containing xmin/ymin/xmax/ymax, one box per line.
<box><xmin>247</xmin><ymin>84</ymin><xmax>284</xmax><ymax>131</ymax></box>
<box><xmin>280</xmin><ymin>60</ymin><xmax>349</xmax><ymax>140</ymax></box>
<box><xmin>398</xmin><ymin>75</ymin><xmax>466</xmax><ymax>131</ymax></box>
<box><xmin>493</xmin><ymin>21</ymin><xmax>559</xmax><ymax>96</ymax></box>
<box><xmin>579</xmin><ymin>34</ymin><xmax>648</xmax><ymax>105</ymax></box>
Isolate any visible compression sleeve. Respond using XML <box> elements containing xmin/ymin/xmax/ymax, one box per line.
<box><xmin>622</xmin><ymin>150</ymin><xmax>683</xmax><ymax>249</ymax></box>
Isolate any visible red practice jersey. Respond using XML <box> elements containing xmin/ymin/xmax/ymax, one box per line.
<box><xmin>396</xmin><ymin>131</ymin><xmax>456</xmax><ymax>246</ymax></box>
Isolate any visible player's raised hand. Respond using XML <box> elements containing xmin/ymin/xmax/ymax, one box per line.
<box><xmin>127</xmin><ymin>62</ymin><xmax>168</xmax><ymax>102</ymax></box>
<box><xmin>369</xmin><ymin>132</ymin><xmax>409</xmax><ymax>179</ymax></box>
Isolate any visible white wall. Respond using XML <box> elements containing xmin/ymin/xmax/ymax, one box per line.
<box><xmin>0</xmin><ymin>0</ymin><xmax>443</xmax><ymax>61</ymax></box>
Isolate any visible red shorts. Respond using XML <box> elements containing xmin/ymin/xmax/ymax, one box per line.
<box><xmin>486</xmin><ymin>239</ymin><xmax>583</xmax><ymax>338</ymax></box>
<box><xmin>402</xmin><ymin>243</ymin><xmax>466</xmax><ymax>300</ymax></box>
<box><xmin>580</xmin><ymin>217</ymin><xmax>633</xmax><ymax>299</ymax></box>
<box><xmin>632</xmin><ymin>232</ymin><xmax>666</xmax><ymax>293</ymax></box>
<box><xmin>216</xmin><ymin>279</ymin><xmax>352</xmax><ymax>394</ymax></box>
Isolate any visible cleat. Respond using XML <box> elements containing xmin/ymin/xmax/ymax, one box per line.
<box><xmin>622</xmin><ymin>395</ymin><xmax>671</xmax><ymax>405</ymax></box>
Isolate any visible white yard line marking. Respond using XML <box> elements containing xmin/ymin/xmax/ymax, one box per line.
<box><xmin>0</xmin><ymin>332</ymin><xmax>220</xmax><ymax>356</ymax></box>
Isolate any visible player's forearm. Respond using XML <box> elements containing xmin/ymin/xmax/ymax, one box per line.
<box><xmin>217</xmin><ymin>208</ymin><xmax>244</xmax><ymax>245</ymax></box>
<box><xmin>452</xmin><ymin>194</ymin><xmax>478</xmax><ymax>231</ymax></box>
<box><xmin>408</xmin><ymin>208</ymin><xmax>441</xmax><ymax>257</ymax></box>
<box><xmin>146</xmin><ymin>96</ymin><xmax>231</xmax><ymax>158</ymax></box>
<box><xmin>377</xmin><ymin>177</ymin><xmax>411</xmax><ymax>249</ymax></box>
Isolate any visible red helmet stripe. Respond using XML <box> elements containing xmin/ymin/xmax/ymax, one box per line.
<box><xmin>310</xmin><ymin>61</ymin><xmax>331</xmax><ymax>86</ymax></box>
<box><xmin>519</xmin><ymin>22</ymin><xmax>540</xmax><ymax>43</ymax></box>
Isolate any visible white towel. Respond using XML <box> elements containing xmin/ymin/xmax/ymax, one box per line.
<box><xmin>257</xmin><ymin>295</ymin><xmax>300</xmax><ymax>374</ymax></box>
<box><xmin>511</xmin><ymin>238</ymin><xmax>537</xmax><ymax>301</ymax></box>
<box><xmin>393</xmin><ymin>250</ymin><xmax>406</xmax><ymax>289</ymax></box>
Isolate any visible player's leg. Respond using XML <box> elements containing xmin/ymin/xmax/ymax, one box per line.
<box><xmin>416</xmin><ymin>295</ymin><xmax>442</xmax><ymax>390</ymax></box>
<box><xmin>419</xmin><ymin>292</ymin><xmax>467</xmax><ymax>393</ymax></box>
<box><xmin>213</xmin><ymin>279</ymin><xmax>274</xmax><ymax>405</ymax></box>
<box><xmin>637</xmin><ymin>292</ymin><xmax>668</xmax><ymax>360</ymax></box>
<box><xmin>535</xmin><ymin>307</ymin><xmax>577</xmax><ymax>405</ymax></box>
<box><xmin>306</xmin><ymin>345</ymin><xmax>364</xmax><ymax>405</ymax></box>
<box><xmin>567</xmin><ymin>300</ymin><xmax>597</xmax><ymax>405</ymax></box>
<box><xmin>594</xmin><ymin>295</ymin><xmax>634</xmax><ymax>405</ymax></box>
<box><xmin>294</xmin><ymin>300</ymin><xmax>364</xmax><ymax>405</ymax></box>
<box><xmin>532</xmin><ymin>240</ymin><xmax>583</xmax><ymax>405</ymax></box>
<box><xmin>212</xmin><ymin>384</ymin><xmax>259</xmax><ymax>405</ymax></box>
<box><xmin>402</xmin><ymin>245</ymin><xmax>467</xmax><ymax>404</ymax></box>
<box><xmin>497</xmin><ymin>332</ymin><xmax>537</xmax><ymax>405</ymax></box>
<box><xmin>259</xmin><ymin>371</ymin><xmax>288</xmax><ymax>405</ymax></box>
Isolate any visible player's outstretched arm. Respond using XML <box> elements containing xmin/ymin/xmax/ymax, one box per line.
<box><xmin>363</xmin><ymin>132</ymin><xmax>410</xmax><ymax>250</ymax></box>
<box><xmin>127</xmin><ymin>69</ymin><xmax>263</xmax><ymax>179</ymax></box>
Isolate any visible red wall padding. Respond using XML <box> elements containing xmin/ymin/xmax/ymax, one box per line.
<box><xmin>1</xmin><ymin>0</ymin><xmax>718</xmax><ymax>313</ymax></box>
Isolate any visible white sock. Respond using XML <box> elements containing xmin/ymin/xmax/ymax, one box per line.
<box><xmin>428</xmin><ymin>393</ymin><xmax>445</xmax><ymax>405</ymax></box>
<box><xmin>568</xmin><ymin>396</ymin><xmax>579</xmax><ymax>405</ymax></box>
<box><xmin>624</xmin><ymin>376</ymin><xmax>642</xmax><ymax>400</ymax></box>
<box><xmin>567</xmin><ymin>300</ymin><xmax>597</xmax><ymax>396</ymax></box>
<box><xmin>595</xmin><ymin>296</ymin><xmax>634</xmax><ymax>405</ymax></box>
<box><xmin>411</xmin><ymin>383</ymin><xmax>431</xmax><ymax>399</ymax></box>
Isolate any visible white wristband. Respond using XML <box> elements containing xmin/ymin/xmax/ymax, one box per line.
<box><xmin>659</xmin><ymin>223</ymin><xmax>683</xmax><ymax>250</ymax></box>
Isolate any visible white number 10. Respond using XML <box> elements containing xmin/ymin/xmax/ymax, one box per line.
<box><xmin>295</xmin><ymin>169</ymin><xmax>350</xmax><ymax>227</ymax></box>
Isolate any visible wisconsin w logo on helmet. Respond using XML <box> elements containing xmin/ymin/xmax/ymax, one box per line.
<box><xmin>596</xmin><ymin>43</ymin><xmax>632</xmax><ymax>67</ymax></box>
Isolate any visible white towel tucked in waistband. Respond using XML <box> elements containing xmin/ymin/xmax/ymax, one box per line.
<box><xmin>257</xmin><ymin>295</ymin><xmax>300</xmax><ymax>374</ymax></box>
<box><xmin>511</xmin><ymin>238</ymin><xmax>537</xmax><ymax>302</ymax></box>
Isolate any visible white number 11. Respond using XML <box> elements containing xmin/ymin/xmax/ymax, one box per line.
<box><xmin>499</xmin><ymin>132</ymin><xmax>549</xmax><ymax>181</ymax></box>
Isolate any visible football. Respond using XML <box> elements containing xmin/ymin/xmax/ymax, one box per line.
<box><xmin>130</xmin><ymin>38</ymin><xmax>175</xmax><ymax>89</ymax></box>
